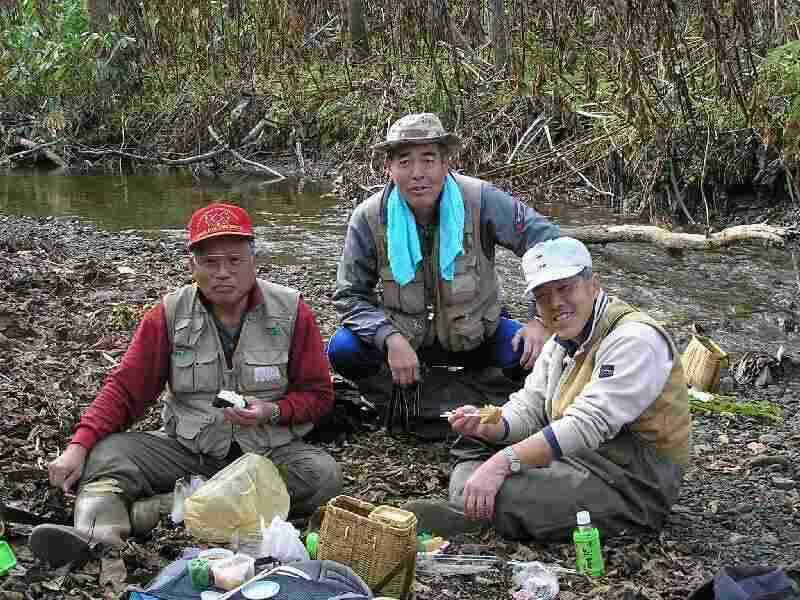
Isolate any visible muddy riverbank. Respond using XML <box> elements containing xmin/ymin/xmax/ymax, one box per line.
<box><xmin>0</xmin><ymin>210</ymin><xmax>799</xmax><ymax>599</ymax></box>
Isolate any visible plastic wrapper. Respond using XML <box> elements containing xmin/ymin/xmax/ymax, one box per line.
<box><xmin>259</xmin><ymin>515</ymin><xmax>309</xmax><ymax>562</ymax></box>
<box><xmin>171</xmin><ymin>475</ymin><xmax>206</xmax><ymax>524</ymax></box>
<box><xmin>510</xmin><ymin>561</ymin><xmax>560</xmax><ymax>600</ymax></box>
<box><xmin>183</xmin><ymin>453</ymin><xmax>290</xmax><ymax>543</ymax></box>
<box><xmin>416</xmin><ymin>553</ymin><xmax>500</xmax><ymax>576</ymax></box>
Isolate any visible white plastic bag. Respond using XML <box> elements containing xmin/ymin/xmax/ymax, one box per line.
<box><xmin>260</xmin><ymin>515</ymin><xmax>309</xmax><ymax>562</ymax></box>
<box><xmin>510</xmin><ymin>561</ymin><xmax>560</xmax><ymax>600</ymax></box>
<box><xmin>183</xmin><ymin>453</ymin><xmax>290</xmax><ymax>543</ymax></box>
<box><xmin>170</xmin><ymin>475</ymin><xmax>206</xmax><ymax>524</ymax></box>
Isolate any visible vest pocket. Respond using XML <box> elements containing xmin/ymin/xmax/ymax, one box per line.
<box><xmin>171</xmin><ymin>412</ymin><xmax>216</xmax><ymax>455</ymax></box>
<box><xmin>194</xmin><ymin>352</ymin><xmax>221</xmax><ymax>392</ymax></box>
<box><xmin>170</xmin><ymin>348</ymin><xmax>196</xmax><ymax>392</ymax></box>
<box><xmin>240</xmin><ymin>350</ymin><xmax>288</xmax><ymax>393</ymax></box>
<box><xmin>448</xmin><ymin>316</ymin><xmax>486</xmax><ymax>352</ymax></box>
<box><xmin>441</xmin><ymin>271</ymin><xmax>478</xmax><ymax>305</ymax></box>
<box><xmin>381</xmin><ymin>266</ymin><xmax>426</xmax><ymax>315</ymax></box>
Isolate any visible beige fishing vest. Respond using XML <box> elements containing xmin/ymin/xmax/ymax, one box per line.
<box><xmin>364</xmin><ymin>173</ymin><xmax>502</xmax><ymax>352</ymax></box>
<box><xmin>161</xmin><ymin>280</ymin><xmax>312</xmax><ymax>459</ymax></box>
<box><xmin>552</xmin><ymin>298</ymin><xmax>692</xmax><ymax>465</ymax></box>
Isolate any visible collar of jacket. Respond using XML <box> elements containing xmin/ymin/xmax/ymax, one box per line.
<box><xmin>554</xmin><ymin>290</ymin><xmax>609</xmax><ymax>357</ymax></box>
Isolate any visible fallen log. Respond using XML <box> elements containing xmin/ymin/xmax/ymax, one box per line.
<box><xmin>9</xmin><ymin>137</ymin><xmax>67</xmax><ymax>168</ymax></box>
<box><xmin>77</xmin><ymin>145</ymin><xmax>229</xmax><ymax>166</ymax></box>
<box><xmin>0</xmin><ymin>139</ymin><xmax>62</xmax><ymax>165</ymax></box>
<box><xmin>560</xmin><ymin>224</ymin><xmax>793</xmax><ymax>250</ymax></box>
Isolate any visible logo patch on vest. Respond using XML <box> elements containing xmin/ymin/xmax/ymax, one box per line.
<box><xmin>598</xmin><ymin>364</ymin><xmax>615</xmax><ymax>378</ymax></box>
<box><xmin>255</xmin><ymin>366</ymin><xmax>281</xmax><ymax>383</ymax></box>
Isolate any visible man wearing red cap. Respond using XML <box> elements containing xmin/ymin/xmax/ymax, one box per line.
<box><xmin>29</xmin><ymin>202</ymin><xmax>341</xmax><ymax>567</ymax></box>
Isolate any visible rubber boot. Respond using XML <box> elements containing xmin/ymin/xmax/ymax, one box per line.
<box><xmin>29</xmin><ymin>484</ymin><xmax>131</xmax><ymax>568</ymax></box>
<box><xmin>130</xmin><ymin>492</ymin><xmax>174</xmax><ymax>536</ymax></box>
<box><xmin>402</xmin><ymin>499</ymin><xmax>485</xmax><ymax>538</ymax></box>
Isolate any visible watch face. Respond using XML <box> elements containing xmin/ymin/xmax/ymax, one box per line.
<box><xmin>504</xmin><ymin>447</ymin><xmax>520</xmax><ymax>472</ymax></box>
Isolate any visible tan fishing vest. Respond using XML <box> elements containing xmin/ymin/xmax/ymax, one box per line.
<box><xmin>363</xmin><ymin>173</ymin><xmax>502</xmax><ymax>352</ymax></box>
<box><xmin>552</xmin><ymin>298</ymin><xmax>692</xmax><ymax>465</ymax></box>
<box><xmin>161</xmin><ymin>280</ymin><xmax>312</xmax><ymax>460</ymax></box>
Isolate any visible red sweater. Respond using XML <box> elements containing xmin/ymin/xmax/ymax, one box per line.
<box><xmin>71</xmin><ymin>288</ymin><xmax>333</xmax><ymax>451</ymax></box>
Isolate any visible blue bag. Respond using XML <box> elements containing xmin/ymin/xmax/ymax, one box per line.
<box><xmin>126</xmin><ymin>557</ymin><xmax>373</xmax><ymax>600</ymax></box>
<box><xmin>687</xmin><ymin>566</ymin><xmax>800</xmax><ymax>600</ymax></box>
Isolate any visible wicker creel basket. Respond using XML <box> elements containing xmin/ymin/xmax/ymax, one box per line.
<box><xmin>682</xmin><ymin>334</ymin><xmax>728</xmax><ymax>392</ymax></box>
<box><xmin>317</xmin><ymin>495</ymin><xmax>417</xmax><ymax>600</ymax></box>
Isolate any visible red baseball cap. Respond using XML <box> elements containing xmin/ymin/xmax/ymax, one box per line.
<box><xmin>187</xmin><ymin>202</ymin><xmax>255</xmax><ymax>248</ymax></box>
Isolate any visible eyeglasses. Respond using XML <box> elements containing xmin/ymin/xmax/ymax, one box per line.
<box><xmin>192</xmin><ymin>253</ymin><xmax>252</xmax><ymax>273</ymax></box>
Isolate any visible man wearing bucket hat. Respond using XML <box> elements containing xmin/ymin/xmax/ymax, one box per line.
<box><xmin>406</xmin><ymin>237</ymin><xmax>691</xmax><ymax>540</ymax></box>
<box><xmin>29</xmin><ymin>202</ymin><xmax>342</xmax><ymax>567</ymax></box>
<box><xmin>328</xmin><ymin>113</ymin><xmax>560</xmax><ymax>431</ymax></box>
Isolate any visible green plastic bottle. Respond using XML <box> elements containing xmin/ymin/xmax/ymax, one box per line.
<box><xmin>573</xmin><ymin>510</ymin><xmax>605</xmax><ymax>577</ymax></box>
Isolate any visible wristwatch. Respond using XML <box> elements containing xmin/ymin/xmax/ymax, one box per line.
<box><xmin>502</xmin><ymin>446</ymin><xmax>521</xmax><ymax>474</ymax></box>
<box><xmin>268</xmin><ymin>402</ymin><xmax>281</xmax><ymax>426</ymax></box>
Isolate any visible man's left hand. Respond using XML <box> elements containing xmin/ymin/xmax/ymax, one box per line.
<box><xmin>223</xmin><ymin>398</ymin><xmax>276</xmax><ymax>427</ymax></box>
<box><xmin>462</xmin><ymin>453</ymin><xmax>509</xmax><ymax>521</ymax></box>
<box><xmin>512</xmin><ymin>319</ymin><xmax>548</xmax><ymax>370</ymax></box>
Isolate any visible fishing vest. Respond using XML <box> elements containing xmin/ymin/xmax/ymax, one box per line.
<box><xmin>363</xmin><ymin>173</ymin><xmax>502</xmax><ymax>352</ymax></box>
<box><xmin>551</xmin><ymin>298</ymin><xmax>692</xmax><ymax>465</ymax></box>
<box><xmin>161</xmin><ymin>280</ymin><xmax>312</xmax><ymax>460</ymax></box>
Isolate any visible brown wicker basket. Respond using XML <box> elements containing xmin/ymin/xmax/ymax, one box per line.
<box><xmin>682</xmin><ymin>334</ymin><xmax>728</xmax><ymax>392</ymax></box>
<box><xmin>317</xmin><ymin>496</ymin><xmax>417</xmax><ymax>600</ymax></box>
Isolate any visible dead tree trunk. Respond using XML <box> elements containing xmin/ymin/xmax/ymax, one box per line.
<box><xmin>489</xmin><ymin>0</ymin><xmax>510</xmax><ymax>71</ymax></box>
<box><xmin>349</xmin><ymin>0</ymin><xmax>370</xmax><ymax>58</ymax></box>
<box><xmin>87</xmin><ymin>0</ymin><xmax>111</xmax><ymax>32</ymax></box>
<box><xmin>430</xmin><ymin>0</ymin><xmax>472</xmax><ymax>51</ymax></box>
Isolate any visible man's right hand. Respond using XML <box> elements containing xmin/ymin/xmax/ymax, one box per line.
<box><xmin>449</xmin><ymin>405</ymin><xmax>504</xmax><ymax>441</ymax></box>
<box><xmin>385</xmin><ymin>334</ymin><xmax>420</xmax><ymax>385</ymax></box>
<box><xmin>48</xmin><ymin>444</ymin><xmax>88</xmax><ymax>494</ymax></box>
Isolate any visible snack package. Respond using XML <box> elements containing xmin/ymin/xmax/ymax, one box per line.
<box><xmin>478</xmin><ymin>405</ymin><xmax>502</xmax><ymax>424</ymax></box>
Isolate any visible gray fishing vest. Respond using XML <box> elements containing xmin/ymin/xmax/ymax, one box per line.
<box><xmin>161</xmin><ymin>280</ymin><xmax>312</xmax><ymax>459</ymax></box>
<box><xmin>364</xmin><ymin>173</ymin><xmax>502</xmax><ymax>352</ymax></box>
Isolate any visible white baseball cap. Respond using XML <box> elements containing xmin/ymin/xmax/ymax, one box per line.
<box><xmin>522</xmin><ymin>237</ymin><xmax>592</xmax><ymax>294</ymax></box>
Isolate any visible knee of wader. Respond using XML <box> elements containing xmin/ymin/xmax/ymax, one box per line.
<box><xmin>293</xmin><ymin>456</ymin><xmax>342</xmax><ymax>517</ymax></box>
<box><xmin>327</xmin><ymin>327</ymin><xmax>382</xmax><ymax>379</ymax></box>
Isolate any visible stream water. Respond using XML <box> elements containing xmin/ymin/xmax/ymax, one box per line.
<box><xmin>1</xmin><ymin>169</ymin><xmax>796</xmax><ymax>357</ymax></box>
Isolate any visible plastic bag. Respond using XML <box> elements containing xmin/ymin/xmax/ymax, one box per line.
<box><xmin>260</xmin><ymin>515</ymin><xmax>309</xmax><ymax>562</ymax></box>
<box><xmin>183</xmin><ymin>453</ymin><xmax>290</xmax><ymax>543</ymax></box>
<box><xmin>171</xmin><ymin>475</ymin><xmax>206</xmax><ymax>524</ymax></box>
<box><xmin>510</xmin><ymin>562</ymin><xmax>560</xmax><ymax>600</ymax></box>
<box><xmin>416</xmin><ymin>554</ymin><xmax>500</xmax><ymax>576</ymax></box>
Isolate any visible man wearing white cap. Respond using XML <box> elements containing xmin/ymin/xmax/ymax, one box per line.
<box><xmin>407</xmin><ymin>237</ymin><xmax>692</xmax><ymax>540</ymax></box>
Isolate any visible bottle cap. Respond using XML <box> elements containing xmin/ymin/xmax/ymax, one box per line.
<box><xmin>576</xmin><ymin>510</ymin><xmax>591</xmax><ymax>526</ymax></box>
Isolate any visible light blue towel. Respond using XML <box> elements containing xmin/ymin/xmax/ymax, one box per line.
<box><xmin>387</xmin><ymin>174</ymin><xmax>464</xmax><ymax>286</ymax></box>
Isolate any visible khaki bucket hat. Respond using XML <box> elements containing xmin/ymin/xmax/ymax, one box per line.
<box><xmin>373</xmin><ymin>113</ymin><xmax>462</xmax><ymax>152</ymax></box>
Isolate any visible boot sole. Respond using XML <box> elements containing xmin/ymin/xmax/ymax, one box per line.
<box><xmin>29</xmin><ymin>524</ymin><xmax>92</xmax><ymax>568</ymax></box>
<box><xmin>403</xmin><ymin>500</ymin><xmax>486</xmax><ymax>538</ymax></box>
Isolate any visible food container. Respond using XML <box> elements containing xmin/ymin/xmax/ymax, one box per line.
<box><xmin>198</xmin><ymin>547</ymin><xmax>235</xmax><ymax>563</ymax></box>
<box><xmin>210</xmin><ymin>553</ymin><xmax>255</xmax><ymax>591</ymax></box>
